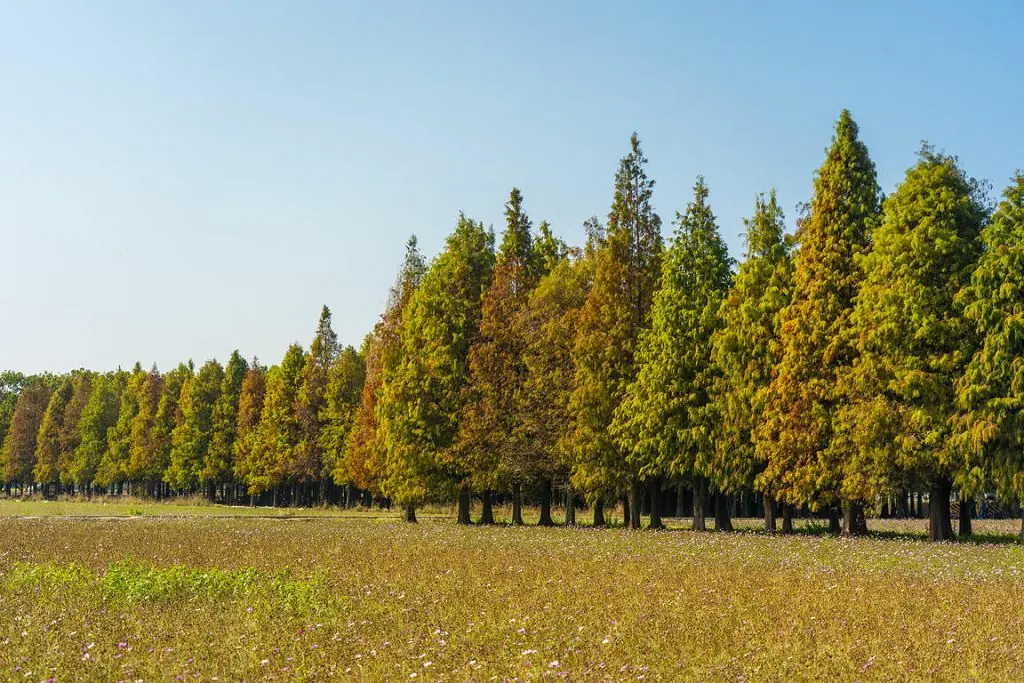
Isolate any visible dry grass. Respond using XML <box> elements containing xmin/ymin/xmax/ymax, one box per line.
<box><xmin>0</xmin><ymin>514</ymin><xmax>1022</xmax><ymax>681</ymax></box>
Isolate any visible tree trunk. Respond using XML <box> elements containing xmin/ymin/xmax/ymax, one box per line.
<box><xmin>958</xmin><ymin>492</ymin><xmax>973</xmax><ymax>538</ymax></box>
<box><xmin>565</xmin><ymin>486</ymin><xmax>576</xmax><ymax>526</ymax></box>
<box><xmin>403</xmin><ymin>504</ymin><xmax>417</xmax><ymax>523</ymax></box>
<box><xmin>627</xmin><ymin>480</ymin><xmax>641</xmax><ymax>530</ymax></box>
<box><xmin>457</xmin><ymin>487</ymin><xmax>472</xmax><ymax>525</ymax></box>
<box><xmin>621</xmin><ymin>493</ymin><xmax>631</xmax><ymax>528</ymax></box>
<box><xmin>692</xmin><ymin>477</ymin><xmax>708</xmax><ymax>531</ymax></box>
<box><xmin>827</xmin><ymin>507</ymin><xmax>841</xmax><ymax>534</ymax></box>
<box><xmin>928</xmin><ymin>477</ymin><xmax>955</xmax><ymax>541</ymax></box>
<box><xmin>714</xmin><ymin>492</ymin><xmax>733</xmax><ymax>532</ymax></box>
<box><xmin>478</xmin><ymin>490</ymin><xmax>495</xmax><ymax>525</ymax></box>
<box><xmin>511</xmin><ymin>484</ymin><xmax>524</xmax><ymax>526</ymax></box>
<box><xmin>676</xmin><ymin>484</ymin><xmax>686</xmax><ymax>517</ymax></box>
<box><xmin>842</xmin><ymin>502</ymin><xmax>868</xmax><ymax>536</ymax></box>
<box><xmin>206</xmin><ymin>481</ymin><xmax>216</xmax><ymax>504</ymax></box>
<box><xmin>781</xmin><ymin>504</ymin><xmax>794</xmax><ymax>534</ymax></box>
<box><xmin>1019</xmin><ymin>516</ymin><xmax>1023</xmax><ymax>545</ymax></box>
<box><xmin>763</xmin><ymin>493</ymin><xmax>777</xmax><ymax>533</ymax></box>
<box><xmin>647</xmin><ymin>476</ymin><xmax>665</xmax><ymax>529</ymax></box>
<box><xmin>538</xmin><ymin>479</ymin><xmax>554</xmax><ymax>526</ymax></box>
<box><xmin>592</xmin><ymin>498</ymin><xmax>605</xmax><ymax>528</ymax></box>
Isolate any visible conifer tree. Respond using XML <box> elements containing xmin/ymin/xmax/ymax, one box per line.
<box><xmin>518</xmin><ymin>247</ymin><xmax>592</xmax><ymax>525</ymax></box>
<box><xmin>247</xmin><ymin>345</ymin><xmax>305</xmax><ymax>501</ymax></box>
<box><xmin>294</xmin><ymin>307</ymin><xmax>339</xmax><ymax>499</ymax></box>
<box><xmin>380</xmin><ymin>215</ymin><xmax>494</xmax><ymax>523</ymax></box>
<box><xmin>233</xmin><ymin>359</ymin><xmax>267</xmax><ymax>499</ymax></box>
<box><xmin>568</xmin><ymin>133</ymin><xmax>663</xmax><ymax>528</ymax></box>
<box><xmin>837</xmin><ymin>148</ymin><xmax>985</xmax><ymax>541</ymax></box>
<box><xmin>459</xmin><ymin>188</ymin><xmax>539</xmax><ymax>524</ymax></box>
<box><xmin>342</xmin><ymin>237</ymin><xmax>425</xmax><ymax>518</ymax></box>
<box><xmin>126</xmin><ymin>366</ymin><xmax>163</xmax><ymax>493</ymax></box>
<box><xmin>320</xmin><ymin>345</ymin><xmax>365</xmax><ymax>488</ymax></box>
<box><xmin>0</xmin><ymin>372</ymin><xmax>27</xmax><ymax>456</ymax></box>
<box><xmin>757</xmin><ymin>110</ymin><xmax>880</xmax><ymax>532</ymax></box>
<box><xmin>56</xmin><ymin>372</ymin><xmax>95</xmax><ymax>486</ymax></box>
<box><xmin>34</xmin><ymin>376</ymin><xmax>75</xmax><ymax>491</ymax></box>
<box><xmin>956</xmin><ymin>173</ymin><xmax>1024</xmax><ymax>543</ymax></box>
<box><xmin>167</xmin><ymin>359</ymin><xmax>224</xmax><ymax>492</ymax></box>
<box><xmin>96</xmin><ymin>363</ymin><xmax>145</xmax><ymax>489</ymax></box>
<box><xmin>612</xmin><ymin>177</ymin><xmax>733</xmax><ymax>530</ymax></box>
<box><xmin>145</xmin><ymin>363</ymin><xmax>193</xmax><ymax>495</ymax></box>
<box><xmin>66</xmin><ymin>373</ymin><xmax>120</xmax><ymax>491</ymax></box>
<box><xmin>204</xmin><ymin>351</ymin><xmax>248</xmax><ymax>500</ymax></box>
<box><xmin>711</xmin><ymin>191</ymin><xmax>793</xmax><ymax>531</ymax></box>
<box><xmin>2</xmin><ymin>377</ymin><xmax>53</xmax><ymax>489</ymax></box>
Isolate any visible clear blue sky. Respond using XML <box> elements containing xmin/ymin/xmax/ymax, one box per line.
<box><xmin>2</xmin><ymin>1</ymin><xmax>1021</xmax><ymax>374</ymax></box>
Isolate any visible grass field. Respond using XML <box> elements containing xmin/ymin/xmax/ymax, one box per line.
<box><xmin>0</xmin><ymin>506</ymin><xmax>1022</xmax><ymax>681</ymax></box>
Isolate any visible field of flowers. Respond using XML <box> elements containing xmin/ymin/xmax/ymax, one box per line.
<box><xmin>0</xmin><ymin>512</ymin><xmax>1022</xmax><ymax>681</ymax></box>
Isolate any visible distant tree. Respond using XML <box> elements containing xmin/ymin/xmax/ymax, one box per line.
<box><xmin>66</xmin><ymin>373</ymin><xmax>121</xmax><ymax>491</ymax></box>
<box><xmin>712</xmin><ymin>191</ymin><xmax>793</xmax><ymax>532</ymax></box>
<box><xmin>246</xmin><ymin>345</ymin><xmax>305</xmax><ymax>501</ymax></box>
<box><xmin>126</xmin><ymin>366</ymin><xmax>163</xmax><ymax>493</ymax></box>
<box><xmin>757</xmin><ymin>110</ymin><xmax>881</xmax><ymax>534</ymax></box>
<box><xmin>341</xmin><ymin>237</ymin><xmax>426</xmax><ymax>517</ymax></box>
<box><xmin>612</xmin><ymin>177</ymin><xmax>733</xmax><ymax>530</ymax></box>
<box><xmin>380</xmin><ymin>215</ymin><xmax>494</xmax><ymax>523</ymax></box>
<box><xmin>144</xmin><ymin>363</ymin><xmax>193</xmax><ymax>494</ymax></box>
<box><xmin>294</xmin><ymin>307</ymin><xmax>339</xmax><ymax>500</ymax></box>
<box><xmin>459</xmin><ymin>188</ymin><xmax>540</xmax><ymax>524</ymax></box>
<box><xmin>34</xmin><ymin>376</ymin><xmax>75</xmax><ymax>491</ymax></box>
<box><xmin>0</xmin><ymin>372</ymin><xmax>27</xmax><ymax>463</ymax></box>
<box><xmin>166</xmin><ymin>359</ymin><xmax>224</xmax><ymax>492</ymax></box>
<box><xmin>2</xmin><ymin>377</ymin><xmax>53</xmax><ymax>489</ymax></box>
<box><xmin>96</xmin><ymin>363</ymin><xmax>145</xmax><ymax>489</ymax></box>
<box><xmin>233</xmin><ymin>359</ymin><xmax>267</xmax><ymax>499</ymax></box>
<box><xmin>568</xmin><ymin>133</ymin><xmax>663</xmax><ymax>528</ymax></box>
<box><xmin>320</xmin><ymin>345</ymin><xmax>365</xmax><ymax>489</ymax></box>
<box><xmin>203</xmin><ymin>351</ymin><xmax>248</xmax><ymax>500</ymax></box>
<box><xmin>56</xmin><ymin>372</ymin><xmax>95</xmax><ymax>486</ymax></box>
<box><xmin>956</xmin><ymin>173</ymin><xmax>1024</xmax><ymax>543</ymax></box>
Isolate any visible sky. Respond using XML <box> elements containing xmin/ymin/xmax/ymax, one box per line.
<box><xmin>2</xmin><ymin>1</ymin><xmax>1022</xmax><ymax>374</ymax></box>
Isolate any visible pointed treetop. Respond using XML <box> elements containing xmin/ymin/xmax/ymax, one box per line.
<box><xmin>743</xmin><ymin>190</ymin><xmax>787</xmax><ymax>260</ymax></box>
<box><xmin>498</xmin><ymin>187</ymin><xmax>533</xmax><ymax>267</ymax></box>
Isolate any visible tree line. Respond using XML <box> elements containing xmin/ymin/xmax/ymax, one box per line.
<box><xmin>4</xmin><ymin>110</ymin><xmax>1024</xmax><ymax>542</ymax></box>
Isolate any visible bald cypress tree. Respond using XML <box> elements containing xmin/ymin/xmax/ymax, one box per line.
<box><xmin>757</xmin><ymin>110</ymin><xmax>880</xmax><ymax>532</ymax></box>
<box><xmin>568</xmin><ymin>133</ymin><xmax>663</xmax><ymax>528</ymax></box>
<box><xmin>146</xmin><ymin>363</ymin><xmax>193</xmax><ymax>496</ymax></box>
<box><xmin>233</xmin><ymin>359</ymin><xmax>267</xmax><ymax>503</ymax></box>
<box><xmin>204</xmin><ymin>351</ymin><xmax>248</xmax><ymax>501</ymax></box>
<box><xmin>380</xmin><ymin>215</ymin><xmax>494</xmax><ymax>523</ymax></box>
<box><xmin>97</xmin><ymin>363</ymin><xmax>145</xmax><ymax>490</ymax></box>
<box><xmin>67</xmin><ymin>372</ymin><xmax>121</xmax><ymax>492</ymax></box>
<box><xmin>713</xmin><ymin>191</ymin><xmax>793</xmax><ymax>532</ymax></box>
<box><xmin>341</xmin><ymin>237</ymin><xmax>425</xmax><ymax>518</ymax></box>
<box><xmin>294</xmin><ymin>307</ymin><xmax>339</xmax><ymax>502</ymax></box>
<box><xmin>459</xmin><ymin>188</ymin><xmax>539</xmax><ymax>524</ymax></box>
<box><xmin>612</xmin><ymin>177</ymin><xmax>733</xmax><ymax>530</ymax></box>
<box><xmin>2</xmin><ymin>377</ymin><xmax>52</xmax><ymax>492</ymax></box>
<box><xmin>126</xmin><ymin>366</ymin><xmax>163</xmax><ymax>495</ymax></box>
<box><xmin>34</xmin><ymin>376</ymin><xmax>75</xmax><ymax>494</ymax></box>
<box><xmin>249</xmin><ymin>344</ymin><xmax>305</xmax><ymax>504</ymax></box>
<box><xmin>956</xmin><ymin>173</ymin><xmax>1024</xmax><ymax>543</ymax></box>
<box><xmin>837</xmin><ymin>148</ymin><xmax>986</xmax><ymax>541</ymax></box>
<box><xmin>57</xmin><ymin>372</ymin><xmax>94</xmax><ymax>489</ymax></box>
<box><xmin>320</xmin><ymin>345</ymin><xmax>365</xmax><ymax>494</ymax></box>
<box><xmin>166</xmin><ymin>359</ymin><xmax>224</xmax><ymax>493</ymax></box>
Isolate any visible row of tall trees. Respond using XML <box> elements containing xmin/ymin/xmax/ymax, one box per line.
<box><xmin>4</xmin><ymin>110</ymin><xmax>1024</xmax><ymax>541</ymax></box>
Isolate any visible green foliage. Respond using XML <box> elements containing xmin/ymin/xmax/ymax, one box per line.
<box><xmin>320</xmin><ymin>345</ymin><xmax>365</xmax><ymax>480</ymax></box>
<box><xmin>233</xmin><ymin>360</ymin><xmax>267</xmax><ymax>490</ymax></box>
<box><xmin>956</xmin><ymin>173</ymin><xmax>1024</xmax><ymax>504</ymax></box>
<box><xmin>2</xmin><ymin>377</ymin><xmax>53</xmax><ymax>484</ymax></box>
<box><xmin>294</xmin><ymin>307</ymin><xmax>339</xmax><ymax>484</ymax></box>
<box><xmin>204</xmin><ymin>350</ymin><xmax>249</xmax><ymax>485</ymax></box>
<box><xmin>125</xmin><ymin>366</ymin><xmax>163</xmax><ymax>484</ymax></box>
<box><xmin>712</xmin><ymin>191</ymin><xmax>792</xmax><ymax>494</ymax></box>
<box><xmin>758</xmin><ymin>110</ymin><xmax>881</xmax><ymax>510</ymax></box>
<box><xmin>568</xmin><ymin>133</ymin><xmax>663</xmax><ymax>499</ymax></box>
<box><xmin>838</xmin><ymin>148</ymin><xmax>987</xmax><ymax>502</ymax></box>
<box><xmin>34</xmin><ymin>376</ymin><xmax>75</xmax><ymax>485</ymax></box>
<box><xmin>97</xmin><ymin>363</ymin><xmax>145</xmax><ymax>487</ymax></box>
<box><xmin>66</xmin><ymin>373</ymin><xmax>121</xmax><ymax>488</ymax></box>
<box><xmin>612</xmin><ymin>177</ymin><xmax>733</xmax><ymax>483</ymax></box>
<box><xmin>380</xmin><ymin>215</ymin><xmax>495</xmax><ymax>504</ymax></box>
<box><xmin>245</xmin><ymin>344</ymin><xmax>305</xmax><ymax>495</ymax></box>
<box><xmin>166</xmin><ymin>359</ymin><xmax>224</xmax><ymax>491</ymax></box>
<box><xmin>56</xmin><ymin>372</ymin><xmax>95</xmax><ymax>484</ymax></box>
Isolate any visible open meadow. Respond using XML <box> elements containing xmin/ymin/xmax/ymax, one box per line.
<box><xmin>1</xmin><ymin>504</ymin><xmax>1022</xmax><ymax>681</ymax></box>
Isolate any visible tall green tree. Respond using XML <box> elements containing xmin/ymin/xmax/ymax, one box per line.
<box><xmin>380</xmin><ymin>215</ymin><xmax>494</xmax><ymax>523</ymax></box>
<box><xmin>96</xmin><ymin>363</ymin><xmax>145</xmax><ymax>489</ymax></box>
<box><xmin>34</xmin><ymin>376</ymin><xmax>75</xmax><ymax>490</ymax></box>
<box><xmin>320</xmin><ymin>345</ymin><xmax>365</xmax><ymax>487</ymax></box>
<box><xmin>837</xmin><ymin>148</ymin><xmax>985</xmax><ymax>541</ymax></box>
<box><xmin>0</xmin><ymin>372</ymin><xmax>27</xmax><ymax>466</ymax></box>
<box><xmin>66</xmin><ymin>372</ymin><xmax>121</xmax><ymax>490</ymax></box>
<box><xmin>956</xmin><ymin>173</ymin><xmax>1024</xmax><ymax>543</ymax></box>
<box><xmin>202</xmin><ymin>351</ymin><xmax>248</xmax><ymax>499</ymax></box>
<box><xmin>233</xmin><ymin>359</ymin><xmax>267</xmax><ymax>498</ymax></box>
<box><xmin>568</xmin><ymin>133</ymin><xmax>663</xmax><ymax>528</ymax></box>
<box><xmin>612</xmin><ymin>177</ymin><xmax>733</xmax><ymax>530</ymax></box>
<box><xmin>126</xmin><ymin>366</ymin><xmax>163</xmax><ymax>492</ymax></box>
<box><xmin>459</xmin><ymin>188</ymin><xmax>540</xmax><ymax>524</ymax></box>
<box><xmin>341</xmin><ymin>237</ymin><xmax>425</xmax><ymax>516</ymax></box>
<box><xmin>712</xmin><ymin>191</ymin><xmax>793</xmax><ymax>531</ymax></box>
<box><xmin>56</xmin><ymin>372</ymin><xmax>95</xmax><ymax>486</ymax></box>
<box><xmin>294</xmin><ymin>307</ymin><xmax>339</xmax><ymax>497</ymax></box>
<box><xmin>166</xmin><ymin>359</ymin><xmax>224</xmax><ymax>492</ymax></box>
<box><xmin>2</xmin><ymin>377</ymin><xmax>53</xmax><ymax>488</ymax></box>
<box><xmin>757</xmin><ymin>110</ymin><xmax>881</xmax><ymax>533</ymax></box>
<box><xmin>246</xmin><ymin>345</ymin><xmax>305</xmax><ymax>500</ymax></box>
<box><xmin>144</xmin><ymin>363</ymin><xmax>193</xmax><ymax>494</ymax></box>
